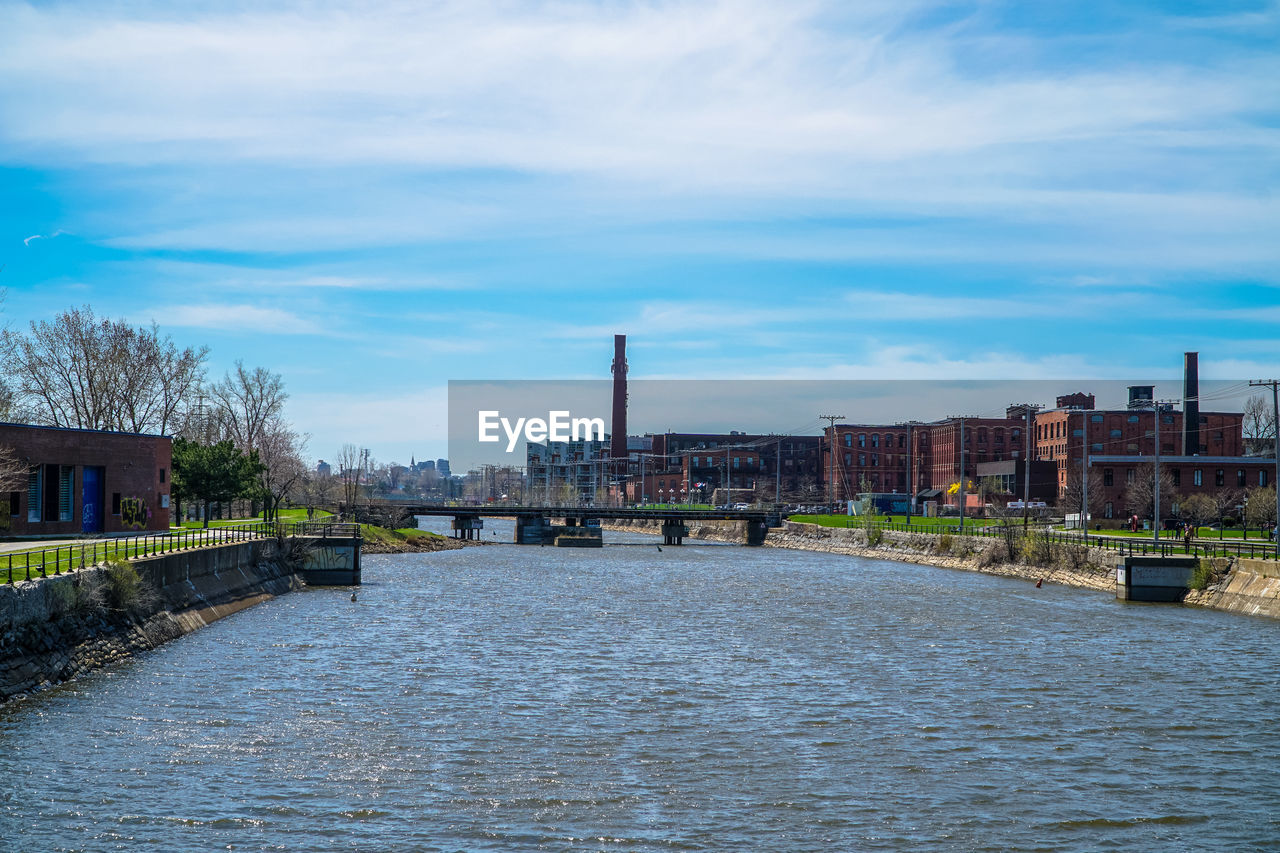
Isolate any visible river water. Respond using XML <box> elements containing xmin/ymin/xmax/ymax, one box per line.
<box><xmin>2</xmin><ymin>520</ymin><xmax>1278</xmax><ymax>851</ymax></box>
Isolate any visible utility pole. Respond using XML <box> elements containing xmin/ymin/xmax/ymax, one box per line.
<box><xmin>819</xmin><ymin>415</ymin><xmax>845</xmax><ymax>510</ymax></box>
<box><xmin>1249</xmin><ymin>379</ymin><xmax>1280</xmax><ymax>558</ymax></box>
<box><xmin>1151</xmin><ymin>399</ymin><xmax>1178</xmax><ymax>543</ymax></box>
<box><xmin>897</xmin><ymin>421</ymin><xmax>920</xmax><ymax>525</ymax></box>
<box><xmin>1009</xmin><ymin>404</ymin><xmax>1042</xmax><ymax>529</ymax></box>
<box><xmin>1081</xmin><ymin>412</ymin><xmax>1090</xmax><ymax>544</ymax></box>
<box><xmin>775</xmin><ymin>435</ymin><xmax>782</xmax><ymax>508</ymax></box>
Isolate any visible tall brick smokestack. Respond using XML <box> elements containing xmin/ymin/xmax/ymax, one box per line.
<box><xmin>1183</xmin><ymin>351</ymin><xmax>1200</xmax><ymax>456</ymax></box>
<box><xmin>611</xmin><ymin>335</ymin><xmax>627</xmax><ymax>463</ymax></box>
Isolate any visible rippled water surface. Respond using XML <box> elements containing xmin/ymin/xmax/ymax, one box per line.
<box><xmin>3</xmin><ymin>522</ymin><xmax>1279</xmax><ymax>851</ymax></box>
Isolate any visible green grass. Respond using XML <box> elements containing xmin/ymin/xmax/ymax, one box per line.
<box><xmin>0</xmin><ymin>528</ymin><xmax>247</xmax><ymax>584</ymax></box>
<box><xmin>172</xmin><ymin>507</ymin><xmax>334</xmax><ymax>529</ymax></box>
<box><xmin>788</xmin><ymin>514</ymin><xmax>998</xmax><ymax>530</ymax></box>
<box><xmin>357</xmin><ymin>524</ymin><xmax>446</xmax><ymax>547</ymax></box>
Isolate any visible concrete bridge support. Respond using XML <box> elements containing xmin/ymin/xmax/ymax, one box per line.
<box><xmin>662</xmin><ymin>521</ymin><xmax>688</xmax><ymax>546</ymax></box>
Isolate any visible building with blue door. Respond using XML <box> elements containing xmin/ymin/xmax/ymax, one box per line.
<box><xmin>0</xmin><ymin>423</ymin><xmax>171</xmax><ymax>537</ymax></box>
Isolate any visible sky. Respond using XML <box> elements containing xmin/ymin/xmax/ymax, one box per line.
<box><xmin>1</xmin><ymin>0</ymin><xmax>1277</xmax><ymax>469</ymax></box>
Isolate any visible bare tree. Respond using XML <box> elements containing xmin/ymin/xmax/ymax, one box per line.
<box><xmin>208</xmin><ymin>361</ymin><xmax>287</xmax><ymax>452</ymax></box>
<box><xmin>337</xmin><ymin>443</ymin><xmax>362</xmax><ymax>511</ymax></box>
<box><xmin>0</xmin><ymin>444</ymin><xmax>24</xmax><ymax>530</ymax></box>
<box><xmin>1122</xmin><ymin>463</ymin><xmax>1178</xmax><ymax>523</ymax></box>
<box><xmin>255</xmin><ymin>418</ymin><xmax>308</xmax><ymax>521</ymax></box>
<box><xmin>1243</xmin><ymin>395</ymin><xmax>1276</xmax><ymax>457</ymax></box>
<box><xmin>1060</xmin><ymin>466</ymin><xmax>1105</xmax><ymax>519</ymax></box>
<box><xmin>1244</xmin><ymin>486</ymin><xmax>1277</xmax><ymax>538</ymax></box>
<box><xmin>2</xmin><ymin>307</ymin><xmax>207</xmax><ymax>433</ymax></box>
<box><xmin>1179</xmin><ymin>493</ymin><xmax>1217</xmax><ymax>533</ymax></box>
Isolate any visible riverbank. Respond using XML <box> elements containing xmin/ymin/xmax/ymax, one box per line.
<box><xmin>0</xmin><ymin>539</ymin><xmax>302</xmax><ymax>703</ymax></box>
<box><xmin>359</xmin><ymin>525</ymin><xmax>476</xmax><ymax>554</ymax></box>
<box><xmin>604</xmin><ymin>519</ymin><xmax>1280</xmax><ymax>618</ymax></box>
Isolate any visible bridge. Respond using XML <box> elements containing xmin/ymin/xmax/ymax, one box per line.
<box><xmin>400</xmin><ymin>505</ymin><xmax>782</xmax><ymax>547</ymax></box>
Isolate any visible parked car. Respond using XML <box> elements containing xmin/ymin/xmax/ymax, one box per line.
<box><xmin>733</xmin><ymin>503</ymin><xmax>750</xmax><ymax>510</ymax></box>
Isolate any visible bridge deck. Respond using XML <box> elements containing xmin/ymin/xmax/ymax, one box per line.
<box><xmin>401</xmin><ymin>505</ymin><xmax>772</xmax><ymax>521</ymax></box>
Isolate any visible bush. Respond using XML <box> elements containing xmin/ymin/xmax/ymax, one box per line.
<box><xmin>936</xmin><ymin>533</ymin><xmax>953</xmax><ymax>555</ymax></box>
<box><xmin>1055</xmin><ymin>543</ymin><xmax>1090</xmax><ymax>573</ymax></box>
<box><xmin>1021</xmin><ymin>530</ymin><xmax>1058</xmax><ymax>567</ymax></box>
<box><xmin>104</xmin><ymin>560</ymin><xmax>143</xmax><ymax>611</ymax></box>
<box><xmin>866</xmin><ymin>524</ymin><xmax>884</xmax><ymax>547</ymax></box>
<box><xmin>975</xmin><ymin>542</ymin><xmax>1006</xmax><ymax>568</ymax></box>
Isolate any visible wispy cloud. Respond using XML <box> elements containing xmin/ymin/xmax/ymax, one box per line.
<box><xmin>156</xmin><ymin>303</ymin><xmax>323</xmax><ymax>335</ymax></box>
<box><xmin>22</xmin><ymin>229</ymin><xmax>66</xmax><ymax>246</ymax></box>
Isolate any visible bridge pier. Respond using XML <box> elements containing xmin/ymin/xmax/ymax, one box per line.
<box><xmin>745</xmin><ymin>520</ymin><xmax>769</xmax><ymax>546</ymax></box>
<box><xmin>661</xmin><ymin>520</ymin><xmax>688</xmax><ymax>546</ymax></box>
<box><xmin>451</xmin><ymin>515</ymin><xmax>482</xmax><ymax>540</ymax></box>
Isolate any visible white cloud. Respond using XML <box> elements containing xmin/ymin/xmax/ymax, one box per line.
<box><xmin>156</xmin><ymin>303</ymin><xmax>323</xmax><ymax>334</ymax></box>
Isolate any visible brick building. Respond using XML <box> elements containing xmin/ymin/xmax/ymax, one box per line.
<box><xmin>0</xmin><ymin>422</ymin><xmax>171</xmax><ymax>536</ymax></box>
<box><xmin>1034</xmin><ymin>405</ymin><xmax>1244</xmax><ymax>498</ymax></box>
<box><xmin>1088</xmin><ymin>455</ymin><xmax>1272</xmax><ymax>522</ymax></box>
<box><xmin>826</xmin><ymin>424</ymin><xmax>914</xmax><ymax>501</ymax></box>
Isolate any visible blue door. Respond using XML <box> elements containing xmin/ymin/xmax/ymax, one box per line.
<box><xmin>81</xmin><ymin>466</ymin><xmax>104</xmax><ymax>533</ymax></box>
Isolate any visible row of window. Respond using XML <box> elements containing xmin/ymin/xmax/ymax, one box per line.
<box><xmin>1101</xmin><ymin>467</ymin><xmax>1269</xmax><ymax>489</ymax></box>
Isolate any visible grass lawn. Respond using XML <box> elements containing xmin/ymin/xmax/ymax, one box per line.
<box><xmin>1071</xmin><ymin>526</ymin><xmax>1273</xmax><ymax>541</ymax></box>
<box><xmin>0</xmin><ymin>528</ymin><xmax>247</xmax><ymax>584</ymax></box>
<box><xmin>357</xmin><ymin>524</ymin><xmax>447</xmax><ymax>548</ymax></box>
<box><xmin>788</xmin><ymin>513</ymin><xmax>998</xmax><ymax>530</ymax></box>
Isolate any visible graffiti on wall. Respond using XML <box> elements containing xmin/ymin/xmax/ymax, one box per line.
<box><xmin>304</xmin><ymin>545</ymin><xmax>355</xmax><ymax>572</ymax></box>
<box><xmin>121</xmin><ymin>496</ymin><xmax>151</xmax><ymax>529</ymax></box>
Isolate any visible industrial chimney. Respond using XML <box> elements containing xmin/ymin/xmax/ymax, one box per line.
<box><xmin>611</xmin><ymin>335</ymin><xmax>628</xmax><ymax>464</ymax></box>
<box><xmin>1182</xmin><ymin>352</ymin><xmax>1200</xmax><ymax>456</ymax></box>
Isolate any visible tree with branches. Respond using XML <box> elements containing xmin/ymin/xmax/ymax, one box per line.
<box><xmin>2</xmin><ymin>306</ymin><xmax>207</xmax><ymax>433</ymax></box>
<box><xmin>1243</xmin><ymin>395</ymin><xmax>1276</xmax><ymax>457</ymax></box>
<box><xmin>1122</xmin><ymin>464</ymin><xmax>1178</xmax><ymax>527</ymax></box>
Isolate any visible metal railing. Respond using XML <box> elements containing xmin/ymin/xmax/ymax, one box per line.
<box><xmin>3</xmin><ymin>520</ymin><xmax>361</xmax><ymax>585</ymax></box>
<box><xmin>791</xmin><ymin>517</ymin><xmax>1277</xmax><ymax>560</ymax></box>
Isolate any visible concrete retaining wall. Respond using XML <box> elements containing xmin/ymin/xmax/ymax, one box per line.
<box><xmin>0</xmin><ymin>539</ymin><xmax>303</xmax><ymax>703</ymax></box>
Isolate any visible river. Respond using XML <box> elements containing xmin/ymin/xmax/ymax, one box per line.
<box><xmin>1</xmin><ymin>519</ymin><xmax>1278</xmax><ymax>851</ymax></box>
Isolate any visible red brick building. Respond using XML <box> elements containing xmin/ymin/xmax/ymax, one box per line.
<box><xmin>1035</xmin><ymin>407</ymin><xmax>1244</xmax><ymax>498</ymax></box>
<box><xmin>1086</xmin><ymin>455</ymin><xmax>1272</xmax><ymax>522</ymax></box>
<box><xmin>0</xmin><ymin>423</ymin><xmax>171</xmax><ymax>536</ymax></box>
<box><xmin>825</xmin><ymin>425</ymin><xmax>914</xmax><ymax>501</ymax></box>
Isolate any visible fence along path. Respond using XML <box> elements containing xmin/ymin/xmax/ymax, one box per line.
<box><xmin>2</xmin><ymin>521</ymin><xmax>360</xmax><ymax>584</ymax></box>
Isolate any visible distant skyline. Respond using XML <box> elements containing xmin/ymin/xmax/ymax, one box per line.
<box><xmin>2</xmin><ymin>1</ymin><xmax>1277</xmax><ymax>467</ymax></box>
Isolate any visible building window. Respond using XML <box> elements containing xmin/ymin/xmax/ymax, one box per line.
<box><xmin>1091</xmin><ymin>414</ymin><xmax>1103</xmax><ymax>423</ymax></box>
<box><xmin>872</xmin><ymin>454</ymin><xmax>879</xmax><ymax>467</ymax></box>
<box><xmin>1194</xmin><ymin>469</ymin><xmax>1202</xmax><ymax>486</ymax></box>
<box><xmin>1172</xmin><ymin>469</ymin><xmax>1181</xmax><ymax>486</ymax></box>
<box><xmin>160</xmin><ymin>467</ymin><xmax>167</xmax><ymax>483</ymax></box>
<box><xmin>898</xmin><ymin>434</ymin><xmax>906</xmax><ymax>448</ymax></box>
<box><xmin>858</xmin><ymin>454</ymin><xmax>866</xmax><ymax>466</ymax></box>
<box><xmin>1126</xmin><ymin>469</ymin><xmax>1135</xmax><ymax>485</ymax></box>
<box><xmin>1263</xmin><ymin>471</ymin><xmax>1269</xmax><ymax>487</ymax></box>
<box><xmin>112</xmin><ymin>492</ymin><xmax>121</xmax><ymax>515</ymax></box>
<box><xmin>844</xmin><ymin>453</ymin><xmax>852</xmax><ymax>465</ymax></box>
<box><xmin>1238</xmin><ymin>469</ymin><xmax>1246</xmax><ymax>487</ymax></box>
<box><xmin>1105</xmin><ymin>501</ymin><xmax>1113</xmax><ymax>518</ymax></box>
<box><xmin>58</xmin><ymin>466</ymin><xmax>73</xmax><ymax>522</ymax></box>
<box><xmin>872</xmin><ymin>434</ymin><xmax>879</xmax><ymax>448</ymax></box>
<box><xmin>1092</xmin><ymin>443</ymin><xmax>1103</xmax><ymax>453</ymax></box>
<box><xmin>27</xmin><ymin>469</ymin><xmax>41</xmax><ymax>523</ymax></box>
<box><xmin>1072</xmin><ymin>428</ymin><xmax>1083</xmax><ymax>437</ymax></box>
<box><xmin>1104</xmin><ymin>468</ymin><xmax>1113</xmax><ymax>486</ymax></box>
<box><xmin>1110</xmin><ymin>429</ymin><xmax>1122</xmax><ymax>438</ymax></box>
<box><xmin>858</xmin><ymin>434</ymin><xmax>866</xmax><ymax>447</ymax></box>
<box><xmin>1128</xmin><ymin>414</ymin><xmax>1140</xmax><ymax>423</ymax></box>
<box><xmin>1215</xmin><ymin>469</ymin><xmax>1224</xmax><ymax>487</ymax></box>
<box><xmin>844</xmin><ymin>434</ymin><xmax>852</xmax><ymax>447</ymax></box>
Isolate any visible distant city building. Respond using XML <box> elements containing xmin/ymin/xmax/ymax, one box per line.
<box><xmin>436</xmin><ymin>459</ymin><xmax>450</xmax><ymax>478</ymax></box>
<box><xmin>527</xmin><ymin>436</ymin><xmax>611</xmax><ymax>503</ymax></box>
<box><xmin>316</xmin><ymin>459</ymin><xmax>331</xmax><ymax>477</ymax></box>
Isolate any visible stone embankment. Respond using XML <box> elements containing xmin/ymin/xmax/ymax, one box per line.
<box><xmin>1184</xmin><ymin>558</ymin><xmax>1280</xmax><ymax>619</ymax></box>
<box><xmin>1</xmin><ymin>539</ymin><xmax>302</xmax><ymax>703</ymax></box>
<box><xmin>609</xmin><ymin>518</ymin><xmax>1280</xmax><ymax>619</ymax></box>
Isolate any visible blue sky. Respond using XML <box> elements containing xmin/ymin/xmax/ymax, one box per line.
<box><xmin>1</xmin><ymin>0</ymin><xmax>1277</xmax><ymax>467</ymax></box>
